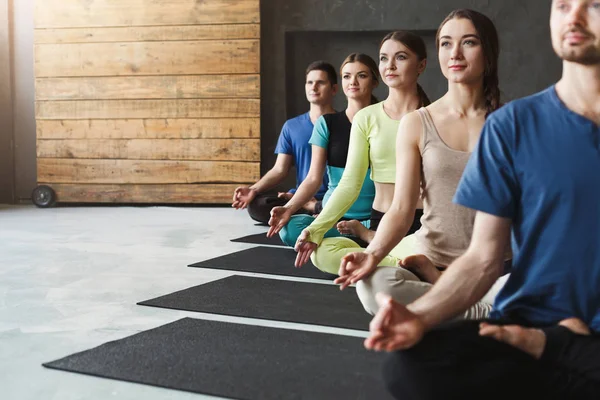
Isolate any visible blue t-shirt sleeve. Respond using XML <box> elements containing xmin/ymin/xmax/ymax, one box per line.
<box><xmin>453</xmin><ymin>112</ymin><xmax>520</xmax><ymax>218</ymax></box>
<box><xmin>309</xmin><ymin>116</ymin><xmax>329</xmax><ymax>149</ymax></box>
<box><xmin>274</xmin><ymin>121</ymin><xmax>293</xmax><ymax>155</ymax></box>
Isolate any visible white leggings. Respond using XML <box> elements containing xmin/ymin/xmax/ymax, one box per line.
<box><xmin>356</xmin><ymin>266</ymin><xmax>510</xmax><ymax>319</ymax></box>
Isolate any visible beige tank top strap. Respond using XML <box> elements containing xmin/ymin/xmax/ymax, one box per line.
<box><xmin>416</xmin><ymin>107</ymin><xmax>439</xmax><ymax>149</ymax></box>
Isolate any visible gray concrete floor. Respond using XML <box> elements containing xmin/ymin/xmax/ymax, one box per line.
<box><xmin>0</xmin><ymin>205</ymin><xmax>366</xmax><ymax>400</ymax></box>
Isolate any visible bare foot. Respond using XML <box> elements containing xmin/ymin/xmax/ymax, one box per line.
<box><xmin>559</xmin><ymin>317</ymin><xmax>591</xmax><ymax>335</ymax></box>
<box><xmin>337</xmin><ymin>220</ymin><xmax>375</xmax><ymax>243</ymax></box>
<box><xmin>479</xmin><ymin>317</ymin><xmax>591</xmax><ymax>360</ymax></box>
<box><xmin>479</xmin><ymin>323</ymin><xmax>547</xmax><ymax>359</ymax></box>
<box><xmin>399</xmin><ymin>254</ymin><xmax>441</xmax><ymax>284</ymax></box>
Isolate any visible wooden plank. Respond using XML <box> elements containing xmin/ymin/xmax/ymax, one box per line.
<box><xmin>34</xmin><ymin>24</ymin><xmax>260</xmax><ymax>44</ymax></box>
<box><xmin>37</xmin><ymin>158</ymin><xmax>260</xmax><ymax>184</ymax></box>
<box><xmin>35</xmin><ymin>75</ymin><xmax>260</xmax><ymax>100</ymax></box>
<box><xmin>36</xmin><ymin>99</ymin><xmax>260</xmax><ymax>119</ymax></box>
<box><xmin>35</xmin><ymin>0</ymin><xmax>260</xmax><ymax>28</ymax></box>
<box><xmin>36</xmin><ymin>119</ymin><xmax>260</xmax><ymax>139</ymax></box>
<box><xmin>35</xmin><ymin>40</ymin><xmax>259</xmax><ymax>77</ymax></box>
<box><xmin>43</xmin><ymin>183</ymin><xmax>244</xmax><ymax>203</ymax></box>
<box><xmin>37</xmin><ymin>139</ymin><xmax>260</xmax><ymax>162</ymax></box>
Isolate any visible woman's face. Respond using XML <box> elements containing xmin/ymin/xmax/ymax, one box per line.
<box><xmin>378</xmin><ymin>39</ymin><xmax>424</xmax><ymax>89</ymax></box>
<box><xmin>341</xmin><ymin>61</ymin><xmax>377</xmax><ymax>100</ymax></box>
<box><xmin>438</xmin><ymin>18</ymin><xmax>486</xmax><ymax>84</ymax></box>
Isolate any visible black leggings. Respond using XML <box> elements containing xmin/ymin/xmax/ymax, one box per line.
<box><xmin>247</xmin><ymin>193</ymin><xmax>311</xmax><ymax>225</ymax></box>
<box><xmin>370</xmin><ymin>208</ymin><xmax>423</xmax><ymax>234</ymax></box>
<box><xmin>383</xmin><ymin>319</ymin><xmax>600</xmax><ymax>400</ymax></box>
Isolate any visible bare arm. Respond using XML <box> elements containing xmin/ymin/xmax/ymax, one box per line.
<box><xmin>409</xmin><ymin>211</ymin><xmax>511</xmax><ymax>329</ymax></box>
<box><xmin>334</xmin><ymin>113</ymin><xmax>424</xmax><ymax>287</ymax></box>
<box><xmin>301</xmin><ymin>114</ymin><xmax>371</xmax><ymax>246</ymax></box>
<box><xmin>233</xmin><ymin>153</ymin><xmax>294</xmax><ymax>209</ymax></box>
<box><xmin>250</xmin><ymin>153</ymin><xmax>293</xmax><ymax>193</ymax></box>
<box><xmin>282</xmin><ymin>145</ymin><xmax>326</xmax><ymax>213</ymax></box>
<box><xmin>365</xmin><ymin>112</ymin><xmax>423</xmax><ymax>261</ymax></box>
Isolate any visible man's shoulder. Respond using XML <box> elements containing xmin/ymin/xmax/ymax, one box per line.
<box><xmin>488</xmin><ymin>86</ymin><xmax>555</xmax><ymax>124</ymax></box>
<box><xmin>284</xmin><ymin>112</ymin><xmax>310</xmax><ymax>127</ymax></box>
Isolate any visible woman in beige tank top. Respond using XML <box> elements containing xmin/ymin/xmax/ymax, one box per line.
<box><xmin>334</xmin><ymin>9</ymin><xmax>511</xmax><ymax>318</ymax></box>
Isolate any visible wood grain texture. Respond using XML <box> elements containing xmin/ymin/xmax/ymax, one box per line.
<box><xmin>37</xmin><ymin>139</ymin><xmax>260</xmax><ymax>161</ymax></box>
<box><xmin>36</xmin><ymin>99</ymin><xmax>260</xmax><ymax>119</ymax></box>
<box><xmin>34</xmin><ymin>24</ymin><xmax>259</xmax><ymax>44</ymax></box>
<box><xmin>35</xmin><ymin>40</ymin><xmax>259</xmax><ymax>77</ymax></box>
<box><xmin>35</xmin><ymin>0</ymin><xmax>260</xmax><ymax>28</ymax></box>
<box><xmin>35</xmin><ymin>75</ymin><xmax>259</xmax><ymax>100</ymax></box>
<box><xmin>37</xmin><ymin>158</ymin><xmax>260</xmax><ymax>184</ymax></box>
<box><xmin>43</xmin><ymin>183</ymin><xmax>243</xmax><ymax>203</ymax></box>
<box><xmin>33</xmin><ymin>0</ymin><xmax>262</xmax><ymax>204</ymax></box>
<box><xmin>36</xmin><ymin>119</ymin><xmax>260</xmax><ymax>139</ymax></box>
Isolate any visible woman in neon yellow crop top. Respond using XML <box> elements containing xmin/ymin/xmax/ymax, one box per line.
<box><xmin>335</xmin><ymin>9</ymin><xmax>511</xmax><ymax>319</ymax></box>
<box><xmin>293</xmin><ymin>31</ymin><xmax>430</xmax><ymax>270</ymax></box>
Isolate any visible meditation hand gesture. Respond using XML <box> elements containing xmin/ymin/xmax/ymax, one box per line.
<box><xmin>364</xmin><ymin>293</ymin><xmax>427</xmax><ymax>352</ymax></box>
<box><xmin>267</xmin><ymin>206</ymin><xmax>294</xmax><ymax>237</ymax></box>
<box><xmin>294</xmin><ymin>229</ymin><xmax>317</xmax><ymax>267</ymax></box>
<box><xmin>334</xmin><ymin>251</ymin><xmax>379</xmax><ymax>290</ymax></box>
<box><xmin>232</xmin><ymin>187</ymin><xmax>257</xmax><ymax>209</ymax></box>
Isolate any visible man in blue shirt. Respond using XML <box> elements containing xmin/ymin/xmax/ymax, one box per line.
<box><xmin>232</xmin><ymin>61</ymin><xmax>336</xmax><ymax>224</ymax></box>
<box><xmin>359</xmin><ymin>1</ymin><xmax>600</xmax><ymax>399</ymax></box>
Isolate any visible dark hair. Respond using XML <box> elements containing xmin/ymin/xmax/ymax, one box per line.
<box><xmin>305</xmin><ymin>61</ymin><xmax>338</xmax><ymax>86</ymax></box>
<box><xmin>340</xmin><ymin>53</ymin><xmax>380</xmax><ymax>104</ymax></box>
<box><xmin>380</xmin><ymin>31</ymin><xmax>431</xmax><ymax>107</ymax></box>
<box><xmin>436</xmin><ymin>9</ymin><xmax>500</xmax><ymax>116</ymax></box>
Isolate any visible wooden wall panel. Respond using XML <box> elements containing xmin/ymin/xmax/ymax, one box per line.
<box><xmin>37</xmin><ymin>119</ymin><xmax>260</xmax><ymax>140</ymax></box>
<box><xmin>38</xmin><ymin>159</ymin><xmax>260</xmax><ymax>184</ymax></box>
<box><xmin>35</xmin><ymin>40</ymin><xmax>259</xmax><ymax>77</ymax></box>
<box><xmin>43</xmin><ymin>182</ymin><xmax>245</xmax><ymax>204</ymax></box>
<box><xmin>34</xmin><ymin>0</ymin><xmax>260</xmax><ymax>204</ymax></box>
<box><xmin>45</xmin><ymin>183</ymin><xmax>246</xmax><ymax>204</ymax></box>
<box><xmin>35</xmin><ymin>0</ymin><xmax>260</xmax><ymax>28</ymax></box>
<box><xmin>37</xmin><ymin>139</ymin><xmax>260</xmax><ymax>162</ymax></box>
<box><xmin>36</xmin><ymin>75</ymin><xmax>259</xmax><ymax>100</ymax></box>
<box><xmin>34</xmin><ymin>24</ymin><xmax>259</xmax><ymax>44</ymax></box>
<box><xmin>36</xmin><ymin>99</ymin><xmax>260</xmax><ymax>119</ymax></box>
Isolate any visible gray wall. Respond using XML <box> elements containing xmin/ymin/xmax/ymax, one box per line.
<box><xmin>285</xmin><ymin>30</ymin><xmax>443</xmax><ymax>117</ymax></box>
<box><xmin>0</xmin><ymin>0</ymin><xmax>34</xmax><ymax>204</ymax></box>
<box><xmin>261</xmin><ymin>0</ymin><xmax>562</xmax><ymax>189</ymax></box>
<box><xmin>12</xmin><ymin>0</ymin><xmax>36</xmax><ymax>202</ymax></box>
<box><xmin>0</xmin><ymin>0</ymin><xmax>14</xmax><ymax>204</ymax></box>
<box><xmin>1</xmin><ymin>0</ymin><xmax>563</xmax><ymax>203</ymax></box>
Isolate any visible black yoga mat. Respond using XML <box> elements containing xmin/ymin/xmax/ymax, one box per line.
<box><xmin>188</xmin><ymin>246</ymin><xmax>337</xmax><ymax>280</ymax></box>
<box><xmin>231</xmin><ymin>232</ymin><xmax>369</xmax><ymax>248</ymax></box>
<box><xmin>43</xmin><ymin>318</ymin><xmax>392</xmax><ymax>400</ymax></box>
<box><xmin>138</xmin><ymin>275</ymin><xmax>371</xmax><ymax>331</ymax></box>
<box><xmin>231</xmin><ymin>232</ymin><xmax>286</xmax><ymax>247</ymax></box>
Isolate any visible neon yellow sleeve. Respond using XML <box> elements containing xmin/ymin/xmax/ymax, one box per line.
<box><xmin>304</xmin><ymin>111</ymin><xmax>371</xmax><ymax>245</ymax></box>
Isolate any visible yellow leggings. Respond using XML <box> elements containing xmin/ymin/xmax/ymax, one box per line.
<box><xmin>310</xmin><ymin>234</ymin><xmax>418</xmax><ymax>275</ymax></box>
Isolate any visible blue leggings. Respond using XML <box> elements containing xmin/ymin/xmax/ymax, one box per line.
<box><xmin>279</xmin><ymin>214</ymin><xmax>370</xmax><ymax>247</ymax></box>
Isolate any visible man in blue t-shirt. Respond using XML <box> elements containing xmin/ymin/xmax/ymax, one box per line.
<box><xmin>359</xmin><ymin>2</ymin><xmax>600</xmax><ymax>399</ymax></box>
<box><xmin>232</xmin><ymin>61</ymin><xmax>336</xmax><ymax>224</ymax></box>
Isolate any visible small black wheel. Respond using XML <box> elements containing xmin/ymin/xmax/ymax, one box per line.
<box><xmin>32</xmin><ymin>185</ymin><xmax>57</xmax><ymax>208</ymax></box>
